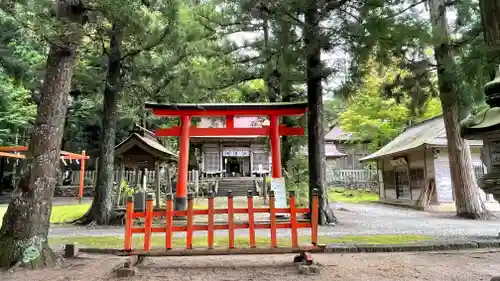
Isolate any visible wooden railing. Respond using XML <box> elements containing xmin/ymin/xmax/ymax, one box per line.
<box><xmin>326</xmin><ymin>169</ymin><xmax>377</xmax><ymax>184</ymax></box>
<box><xmin>124</xmin><ymin>189</ymin><xmax>319</xmax><ymax>252</ymax></box>
<box><xmin>64</xmin><ymin>169</ymin><xmax>200</xmax><ymax>186</ymax></box>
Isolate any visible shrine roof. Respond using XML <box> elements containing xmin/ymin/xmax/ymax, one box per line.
<box><xmin>145</xmin><ymin>102</ymin><xmax>307</xmax><ymax>116</ymax></box>
<box><xmin>361</xmin><ymin>115</ymin><xmax>483</xmax><ymax>162</ymax></box>
<box><xmin>115</xmin><ymin>130</ymin><xmax>177</xmax><ymax>166</ymax></box>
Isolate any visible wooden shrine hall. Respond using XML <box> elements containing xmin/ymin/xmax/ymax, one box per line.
<box><xmin>114</xmin><ymin>125</ymin><xmax>177</xmax><ymax>207</ymax></box>
<box><xmin>145</xmin><ymin>102</ymin><xmax>308</xmax><ymax>211</ymax></box>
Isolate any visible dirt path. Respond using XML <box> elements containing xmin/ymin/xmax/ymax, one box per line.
<box><xmin>2</xmin><ymin>250</ymin><xmax>500</xmax><ymax>281</ymax></box>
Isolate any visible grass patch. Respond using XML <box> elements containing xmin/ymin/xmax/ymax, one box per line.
<box><xmin>0</xmin><ymin>205</ymin><xmax>5</xmax><ymax>223</ymax></box>
<box><xmin>49</xmin><ymin>234</ymin><xmax>432</xmax><ymax>249</ymax></box>
<box><xmin>328</xmin><ymin>187</ymin><xmax>379</xmax><ymax>203</ymax></box>
<box><xmin>49</xmin><ymin>204</ymin><xmax>90</xmax><ymax>223</ymax></box>
<box><xmin>0</xmin><ymin>203</ymin><xmax>90</xmax><ymax>226</ymax></box>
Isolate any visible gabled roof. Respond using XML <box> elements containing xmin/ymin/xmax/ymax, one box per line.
<box><xmin>115</xmin><ymin>132</ymin><xmax>177</xmax><ymax>163</ymax></box>
<box><xmin>360</xmin><ymin>116</ymin><xmax>483</xmax><ymax>162</ymax></box>
<box><xmin>325</xmin><ymin>126</ymin><xmax>350</xmax><ymax>141</ymax></box>
<box><xmin>325</xmin><ymin>142</ymin><xmax>347</xmax><ymax>158</ymax></box>
<box><xmin>298</xmin><ymin>142</ymin><xmax>346</xmax><ymax>158</ymax></box>
<box><xmin>325</xmin><ymin>126</ymin><xmax>363</xmax><ymax>142</ymax></box>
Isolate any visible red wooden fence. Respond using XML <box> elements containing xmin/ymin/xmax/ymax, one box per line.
<box><xmin>124</xmin><ymin>189</ymin><xmax>319</xmax><ymax>252</ymax></box>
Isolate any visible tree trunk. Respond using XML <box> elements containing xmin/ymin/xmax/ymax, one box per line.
<box><xmin>429</xmin><ymin>0</ymin><xmax>487</xmax><ymax>219</ymax></box>
<box><xmin>0</xmin><ymin>0</ymin><xmax>85</xmax><ymax>268</ymax></box>
<box><xmin>0</xmin><ymin>157</ymin><xmax>4</xmax><ymax>195</ymax></box>
<box><xmin>278</xmin><ymin>15</ymin><xmax>296</xmax><ymax>173</ymax></box>
<box><xmin>304</xmin><ymin>1</ymin><xmax>337</xmax><ymax>225</ymax></box>
<box><xmin>480</xmin><ymin>0</ymin><xmax>500</xmax><ymax>79</ymax></box>
<box><xmin>77</xmin><ymin>23</ymin><xmax>123</xmax><ymax>225</ymax></box>
<box><xmin>262</xmin><ymin>11</ymin><xmax>279</xmax><ymax>103</ymax></box>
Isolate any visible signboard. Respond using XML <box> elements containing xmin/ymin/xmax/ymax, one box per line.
<box><xmin>222</xmin><ymin>149</ymin><xmax>250</xmax><ymax>157</ymax></box>
<box><xmin>435</xmin><ymin>158</ymin><xmax>454</xmax><ymax>202</ymax></box>
<box><xmin>389</xmin><ymin>157</ymin><xmax>408</xmax><ymax>167</ymax></box>
<box><xmin>270</xmin><ymin>177</ymin><xmax>288</xmax><ymax>217</ymax></box>
<box><xmin>490</xmin><ymin>141</ymin><xmax>500</xmax><ymax>167</ymax></box>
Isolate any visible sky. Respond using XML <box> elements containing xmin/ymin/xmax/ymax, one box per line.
<box><xmin>224</xmin><ymin>2</ymin><xmax>459</xmax><ymax>100</ymax></box>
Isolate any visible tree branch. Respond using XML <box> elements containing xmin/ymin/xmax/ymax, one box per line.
<box><xmin>207</xmin><ymin>73</ymin><xmax>264</xmax><ymax>91</ymax></box>
<box><xmin>450</xmin><ymin>24</ymin><xmax>482</xmax><ymax>53</ymax></box>
<box><xmin>382</xmin><ymin>0</ymin><xmax>427</xmax><ymax>20</ymax></box>
<box><xmin>121</xmin><ymin>25</ymin><xmax>171</xmax><ymax>60</ymax></box>
<box><xmin>323</xmin><ymin>0</ymin><xmax>350</xmax><ymax>13</ymax></box>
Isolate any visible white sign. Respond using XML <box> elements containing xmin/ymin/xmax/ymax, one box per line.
<box><xmin>270</xmin><ymin>177</ymin><xmax>288</xmax><ymax>216</ymax></box>
<box><xmin>223</xmin><ymin>149</ymin><xmax>250</xmax><ymax>157</ymax></box>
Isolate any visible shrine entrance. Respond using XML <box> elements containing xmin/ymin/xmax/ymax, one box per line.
<box><xmin>145</xmin><ymin>102</ymin><xmax>307</xmax><ymax>210</ymax></box>
<box><xmin>224</xmin><ymin>156</ymin><xmax>244</xmax><ymax>176</ymax></box>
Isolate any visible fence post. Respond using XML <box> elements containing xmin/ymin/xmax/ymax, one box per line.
<box><xmin>194</xmin><ymin>170</ymin><xmax>199</xmax><ymax>196</ymax></box>
<box><xmin>144</xmin><ymin>193</ymin><xmax>154</xmax><ymax>251</ymax></box>
<box><xmin>262</xmin><ymin>175</ymin><xmax>268</xmax><ymax>204</ymax></box>
<box><xmin>115</xmin><ymin>163</ymin><xmax>124</xmax><ymax>207</ymax></box>
<box><xmin>289</xmin><ymin>190</ymin><xmax>298</xmax><ymax>248</ymax></box>
<box><xmin>269</xmin><ymin>190</ymin><xmax>277</xmax><ymax>248</ymax></box>
<box><xmin>124</xmin><ymin>196</ymin><xmax>134</xmax><ymax>251</ymax></box>
<box><xmin>207</xmin><ymin>191</ymin><xmax>215</xmax><ymax>249</ymax></box>
<box><xmin>227</xmin><ymin>190</ymin><xmax>234</xmax><ymax>249</ymax></box>
<box><xmin>166</xmin><ymin>166</ymin><xmax>172</xmax><ymax>194</ymax></box>
<box><xmin>311</xmin><ymin>189</ymin><xmax>319</xmax><ymax>246</ymax></box>
<box><xmin>78</xmin><ymin>150</ymin><xmax>86</xmax><ymax>203</ymax></box>
<box><xmin>247</xmin><ymin>190</ymin><xmax>256</xmax><ymax>248</ymax></box>
<box><xmin>155</xmin><ymin>162</ymin><xmax>161</xmax><ymax>208</ymax></box>
<box><xmin>165</xmin><ymin>193</ymin><xmax>173</xmax><ymax>250</ymax></box>
<box><xmin>186</xmin><ymin>192</ymin><xmax>194</xmax><ymax>249</ymax></box>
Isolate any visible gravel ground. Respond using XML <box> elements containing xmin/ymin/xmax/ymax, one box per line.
<box><xmin>48</xmin><ymin>202</ymin><xmax>500</xmax><ymax>240</ymax></box>
<box><xmin>2</xmin><ymin>250</ymin><xmax>500</xmax><ymax>281</ymax></box>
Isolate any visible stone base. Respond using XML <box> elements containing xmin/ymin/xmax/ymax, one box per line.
<box><xmin>116</xmin><ymin>267</ymin><xmax>136</xmax><ymax>277</ymax></box>
<box><xmin>64</xmin><ymin>244</ymin><xmax>80</xmax><ymax>258</ymax></box>
<box><xmin>116</xmin><ymin>255</ymin><xmax>139</xmax><ymax>277</ymax></box>
<box><xmin>296</xmin><ymin>263</ymin><xmax>321</xmax><ymax>275</ymax></box>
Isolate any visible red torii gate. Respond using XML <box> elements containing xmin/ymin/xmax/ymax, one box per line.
<box><xmin>0</xmin><ymin>146</ymin><xmax>89</xmax><ymax>202</ymax></box>
<box><xmin>145</xmin><ymin>102</ymin><xmax>307</xmax><ymax>210</ymax></box>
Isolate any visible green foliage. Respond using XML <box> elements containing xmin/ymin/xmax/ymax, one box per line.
<box><xmin>284</xmin><ymin>154</ymin><xmax>309</xmax><ymax>207</ymax></box>
<box><xmin>0</xmin><ymin>70</ymin><xmax>37</xmax><ymax>145</ymax></box>
<box><xmin>121</xmin><ymin>179</ymin><xmax>135</xmax><ymax>198</ymax></box>
<box><xmin>339</xmin><ymin>57</ymin><xmax>441</xmax><ymax>150</ymax></box>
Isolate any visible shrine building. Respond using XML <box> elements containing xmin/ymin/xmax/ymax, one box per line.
<box><xmin>191</xmin><ymin>116</ymin><xmax>272</xmax><ymax>178</ymax></box>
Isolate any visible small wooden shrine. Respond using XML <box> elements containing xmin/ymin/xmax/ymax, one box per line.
<box><xmin>114</xmin><ymin>125</ymin><xmax>177</xmax><ymax>208</ymax></box>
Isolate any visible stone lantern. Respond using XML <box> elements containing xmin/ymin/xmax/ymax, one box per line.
<box><xmin>461</xmin><ymin>66</ymin><xmax>500</xmax><ymax>202</ymax></box>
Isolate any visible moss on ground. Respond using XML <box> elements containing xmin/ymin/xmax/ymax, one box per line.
<box><xmin>328</xmin><ymin>187</ymin><xmax>379</xmax><ymax>203</ymax></box>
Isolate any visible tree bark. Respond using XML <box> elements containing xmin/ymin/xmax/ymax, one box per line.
<box><xmin>429</xmin><ymin>0</ymin><xmax>487</xmax><ymax>219</ymax></box>
<box><xmin>0</xmin><ymin>0</ymin><xmax>85</xmax><ymax>268</ymax></box>
<box><xmin>479</xmin><ymin>0</ymin><xmax>500</xmax><ymax>80</ymax></box>
<box><xmin>77</xmin><ymin>23</ymin><xmax>123</xmax><ymax>225</ymax></box>
<box><xmin>0</xmin><ymin>157</ymin><xmax>5</xmax><ymax>195</ymax></box>
<box><xmin>278</xmin><ymin>15</ymin><xmax>296</xmax><ymax>173</ymax></box>
<box><xmin>304</xmin><ymin>1</ymin><xmax>337</xmax><ymax>225</ymax></box>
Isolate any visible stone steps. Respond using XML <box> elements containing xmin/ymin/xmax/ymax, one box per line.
<box><xmin>216</xmin><ymin>178</ymin><xmax>258</xmax><ymax>197</ymax></box>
